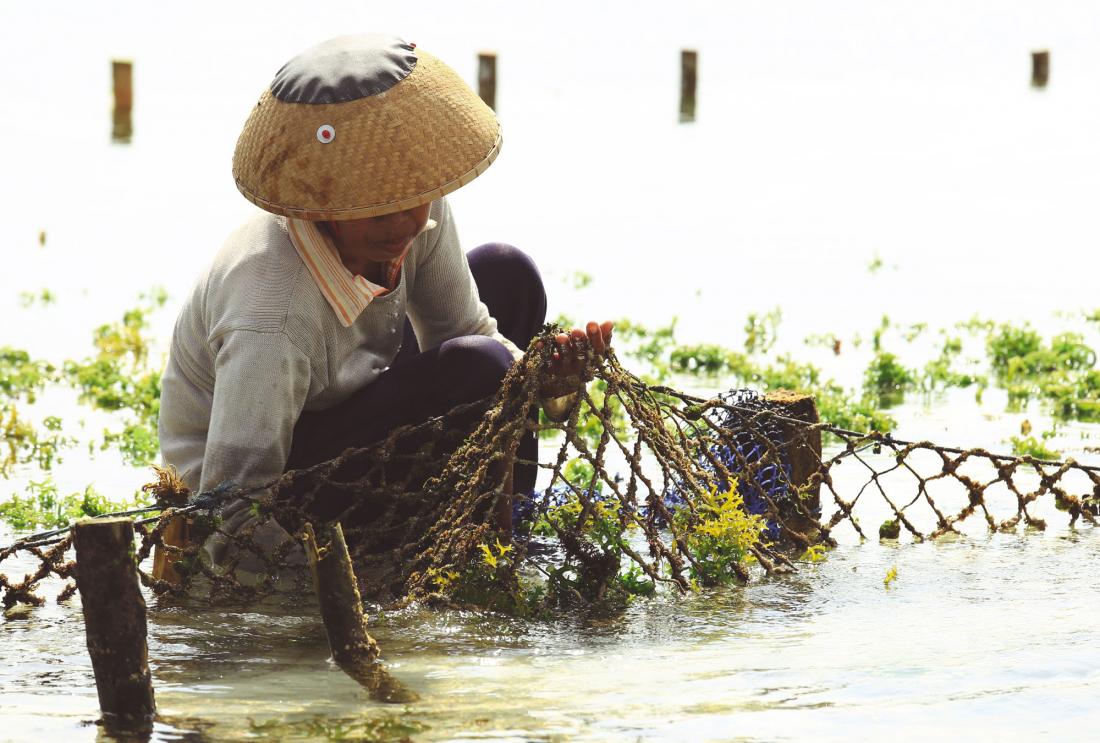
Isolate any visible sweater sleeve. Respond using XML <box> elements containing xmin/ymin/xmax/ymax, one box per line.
<box><xmin>198</xmin><ymin>329</ymin><xmax>311</xmax><ymax>493</ymax></box>
<box><xmin>407</xmin><ymin>199</ymin><xmax>522</xmax><ymax>360</ymax></box>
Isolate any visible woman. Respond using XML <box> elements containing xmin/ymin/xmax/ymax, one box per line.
<box><xmin>157</xmin><ymin>34</ymin><xmax>610</xmax><ymax>563</ymax></box>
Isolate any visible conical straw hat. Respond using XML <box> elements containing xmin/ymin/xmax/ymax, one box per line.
<box><xmin>232</xmin><ymin>34</ymin><xmax>501</xmax><ymax>221</ymax></box>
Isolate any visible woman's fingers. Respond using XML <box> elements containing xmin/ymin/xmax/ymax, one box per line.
<box><xmin>600</xmin><ymin>320</ymin><xmax>614</xmax><ymax>347</ymax></box>
<box><xmin>545</xmin><ymin>321</ymin><xmax>614</xmax><ymax>377</ymax></box>
<box><xmin>587</xmin><ymin>321</ymin><xmax>604</xmax><ymax>354</ymax></box>
<box><xmin>551</xmin><ymin>332</ymin><xmax>568</xmax><ymax>363</ymax></box>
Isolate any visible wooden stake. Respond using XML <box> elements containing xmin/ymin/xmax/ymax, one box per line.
<box><xmin>302</xmin><ymin>522</ymin><xmax>417</xmax><ymax>703</ymax></box>
<box><xmin>680</xmin><ymin>50</ymin><xmax>698</xmax><ymax>123</ymax></box>
<box><xmin>112</xmin><ymin>60</ymin><xmax>133</xmax><ymax>143</ymax></box>
<box><xmin>765</xmin><ymin>391</ymin><xmax>823</xmax><ymax>543</ymax></box>
<box><xmin>1031</xmin><ymin>50</ymin><xmax>1049</xmax><ymax>88</ymax></box>
<box><xmin>478</xmin><ymin>52</ymin><xmax>497</xmax><ymax>111</ymax></box>
<box><xmin>72</xmin><ymin>517</ymin><xmax>155</xmax><ymax>723</ymax></box>
<box><xmin>152</xmin><ymin>515</ymin><xmax>190</xmax><ymax>586</ymax></box>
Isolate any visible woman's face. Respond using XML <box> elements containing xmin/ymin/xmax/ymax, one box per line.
<box><xmin>326</xmin><ymin>202</ymin><xmax>431</xmax><ymax>262</ymax></box>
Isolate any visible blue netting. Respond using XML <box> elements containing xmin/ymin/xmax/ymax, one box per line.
<box><xmin>656</xmin><ymin>390</ymin><xmax>798</xmax><ymax>538</ymax></box>
<box><xmin>515</xmin><ymin>390</ymin><xmax>800</xmax><ymax>538</ymax></box>
<box><xmin>697</xmin><ymin>390</ymin><xmax>793</xmax><ymax>539</ymax></box>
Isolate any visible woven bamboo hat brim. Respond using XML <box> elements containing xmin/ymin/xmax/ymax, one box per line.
<box><xmin>232</xmin><ymin>34</ymin><xmax>501</xmax><ymax>221</ymax></box>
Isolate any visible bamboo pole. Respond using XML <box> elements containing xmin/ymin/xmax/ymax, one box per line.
<box><xmin>72</xmin><ymin>517</ymin><xmax>155</xmax><ymax>723</ymax></box>
<box><xmin>302</xmin><ymin>522</ymin><xmax>417</xmax><ymax>703</ymax></box>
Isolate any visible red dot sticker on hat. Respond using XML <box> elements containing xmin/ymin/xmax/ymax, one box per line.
<box><xmin>316</xmin><ymin>124</ymin><xmax>335</xmax><ymax>144</ymax></box>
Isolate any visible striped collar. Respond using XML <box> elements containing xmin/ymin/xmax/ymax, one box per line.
<box><xmin>285</xmin><ymin>217</ymin><xmax>435</xmax><ymax>327</ymax></box>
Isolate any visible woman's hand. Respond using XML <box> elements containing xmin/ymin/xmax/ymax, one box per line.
<box><xmin>548</xmin><ymin>321</ymin><xmax>613</xmax><ymax>376</ymax></box>
<box><xmin>539</xmin><ymin>320</ymin><xmax>613</xmax><ymax>402</ymax></box>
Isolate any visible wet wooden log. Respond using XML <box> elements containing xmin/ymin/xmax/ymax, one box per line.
<box><xmin>1031</xmin><ymin>50</ymin><xmax>1049</xmax><ymax>88</ymax></box>
<box><xmin>680</xmin><ymin>50</ymin><xmax>698</xmax><ymax>122</ymax></box>
<box><xmin>302</xmin><ymin>522</ymin><xmax>417</xmax><ymax>703</ymax></box>
<box><xmin>72</xmin><ymin>517</ymin><xmax>155</xmax><ymax>722</ymax></box>
<box><xmin>112</xmin><ymin>60</ymin><xmax>133</xmax><ymax>142</ymax></box>
<box><xmin>478</xmin><ymin>52</ymin><xmax>497</xmax><ymax>111</ymax></box>
<box><xmin>765</xmin><ymin>391</ymin><xmax>823</xmax><ymax>545</ymax></box>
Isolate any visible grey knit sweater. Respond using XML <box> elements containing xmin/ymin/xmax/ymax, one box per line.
<box><xmin>159</xmin><ymin>198</ymin><xmax>517</xmax><ymax>493</ymax></box>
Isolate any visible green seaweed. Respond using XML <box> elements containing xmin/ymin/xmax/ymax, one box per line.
<box><xmin>674</xmin><ymin>484</ymin><xmax>767</xmax><ymax>587</ymax></box>
<box><xmin>0</xmin><ymin>291</ymin><xmax>167</xmax><ymax>528</ymax></box>
<box><xmin>878</xmin><ymin>519</ymin><xmax>901</xmax><ymax>540</ymax></box>
<box><xmin>863</xmin><ymin>352</ymin><xmax>917</xmax><ymax>406</ymax></box>
<box><xmin>0</xmin><ymin>347</ymin><xmax>55</xmax><ymax>403</ymax></box>
<box><xmin>568</xmin><ymin>270</ymin><xmax>593</xmax><ymax>289</ymax></box>
<box><xmin>246</xmin><ymin>714</ymin><xmax>427</xmax><ymax>742</ymax></box>
<box><xmin>986</xmin><ymin>324</ymin><xmax>1100</xmax><ymax>421</ymax></box>
<box><xmin>1008</xmin><ymin>435</ymin><xmax>1061</xmax><ymax>460</ymax></box>
<box><xmin>744</xmin><ymin>308</ymin><xmax>782</xmax><ymax>355</ymax></box>
<box><xmin>62</xmin><ymin>298</ymin><xmax>164</xmax><ymax>464</ymax></box>
<box><xmin>17</xmin><ymin>289</ymin><xmax>57</xmax><ymax>308</ymax></box>
<box><xmin>0</xmin><ymin>478</ymin><xmax>149</xmax><ymax>531</ymax></box>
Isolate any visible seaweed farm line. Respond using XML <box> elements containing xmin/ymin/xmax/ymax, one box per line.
<box><xmin>2</xmin><ymin>397</ymin><xmax>1099</xmax><ymax>741</ymax></box>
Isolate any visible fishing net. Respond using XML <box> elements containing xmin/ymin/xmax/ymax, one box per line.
<box><xmin>3</xmin><ymin>326</ymin><xmax>1099</xmax><ymax>614</ymax></box>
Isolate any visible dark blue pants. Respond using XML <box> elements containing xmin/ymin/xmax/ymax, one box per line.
<box><xmin>286</xmin><ymin>243</ymin><xmax>546</xmax><ymax>495</ymax></box>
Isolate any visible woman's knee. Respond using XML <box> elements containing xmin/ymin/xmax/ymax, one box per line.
<box><xmin>467</xmin><ymin>243</ymin><xmax>547</xmax><ymax>346</ymax></box>
<box><xmin>468</xmin><ymin>243</ymin><xmax>544</xmax><ymax>293</ymax></box>
<box><xmin>436</xmin><ymin>335</ymin><xmax>514</xmax><ymax>403</ymax></box>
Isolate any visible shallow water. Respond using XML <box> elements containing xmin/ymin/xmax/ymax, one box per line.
<box><xmin>4</xmin><ymin>526</ymin><xmax>1099</xmax><ymax>741</ymax></box>
<box><xmin>3</xmin><ymin>1</ymin><xmax>1100</xmax><ymax>741</ymax></box>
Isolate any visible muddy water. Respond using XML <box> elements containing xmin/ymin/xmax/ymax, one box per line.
<box><xmin>3</xmin><ymin>0</ymin><xmax>1100</xmax><ymax>740</ymax></box>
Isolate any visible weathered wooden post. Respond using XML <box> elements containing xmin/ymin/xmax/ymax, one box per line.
<box><xmin>478</xmin><ymin>52</ymin><xmax>497</xmax><ymax>111</ymax></box>
<box><xmin>1031</xmin><ymin>50</ymin><xmax>1049</xmax><ymax>88</ymax></box>
<box><xmin>112</xmin><ymin>60</ymin><xmax>133</xmax><ymax>143</ymax></box>
<box><xmin>72</xmin><ymin>517</ymin><xmax>156</xmax><ymax>723</ymax></box>
<box><xmin>680</xmin><ymin>50</ymin><xmax>698</xmax><ymax>123</ymax></box>
<box><xmin>302</xmin><ymin>522</ymin><xmax>417</xmax><ymax>703</ymax></box>
<box><xmin>152</xmin><ymin>515</ymin><xmax>190</xmax><ymax>585</ymax></box>
<box><xmin>765</xmin><ymin>391</ymin><xmax>823</xmax><ymax>543</ymax></box>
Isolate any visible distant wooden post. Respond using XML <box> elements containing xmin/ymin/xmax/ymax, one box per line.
<box><xmin>1031</xmin><ymin>50</ymin><xmax>1049</xmax><ymax>88</ymax></box>
<box><xmin>765</xmin><ymin>391</ymin><xmax>823</xmax><ymax>544</ymax></box>
<box><xmin>680</xmin><ymin>50</ymin><xmax>698</xmax><ymax>123</ymax></box>
<box><xmin>478</xmin><ymin>53</ymin><xmax>497</xmax><ymax>111</ymax></box>
<box><xmin>302</xmin><ymin>522</ymin><xmax>417</xmax><ymax>703</ymax></box>
<box><xmin>72</xmin><ymin>517</ymin><xmax>156</xmax><ymax>722</ymax></box>
<box><xmin>112</xmin><ymin>60</ymin><xmax>133</xmax><ymax>143</ymax></box>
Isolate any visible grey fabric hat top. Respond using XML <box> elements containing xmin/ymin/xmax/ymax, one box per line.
<box><xmin>270</xmin><ymin>34</ymin><xmax>418</xmax><ymax>105</ymax></box>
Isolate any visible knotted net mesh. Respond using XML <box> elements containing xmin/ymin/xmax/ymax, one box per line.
<box><xmin>2</xmin><ymin>327</ymin><xmax>1098</xmax><ymax>614</ymax></box>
